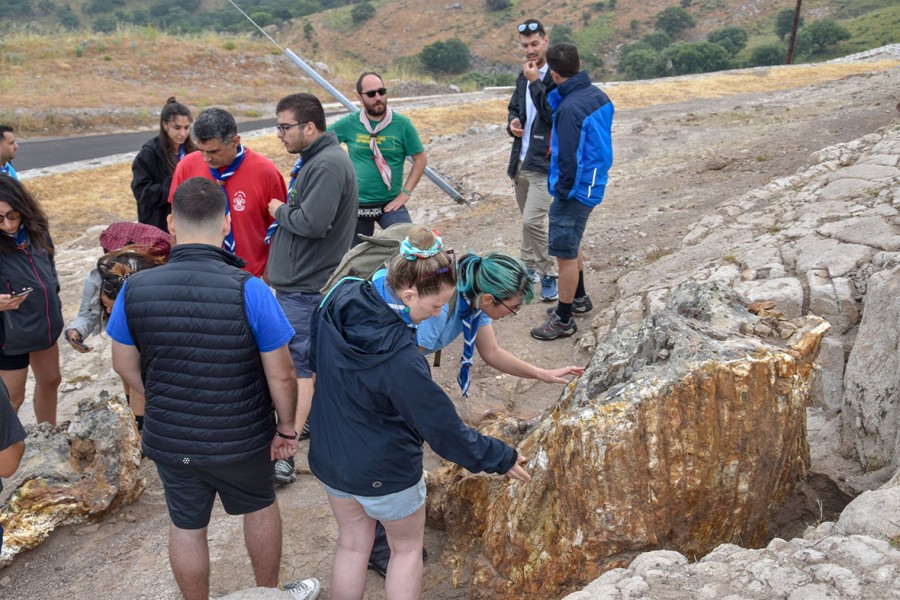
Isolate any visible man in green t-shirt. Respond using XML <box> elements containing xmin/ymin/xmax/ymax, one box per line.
<box><xmin>329</xmin><ymin>72</ymin><xmax>427</xmax><ymax>245</ymax></box>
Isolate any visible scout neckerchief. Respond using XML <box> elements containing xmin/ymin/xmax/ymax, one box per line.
<box><xmin>208</xmin><ymin>144</ymin><xmax>245</xmax><ymax>254</ymax></box>
<box><xmin>265</xmin><ymin>156</ymin><xmax>303</xmax><ymax>246</ymax></box>
<box><xmin>359</xmin><ymin>108</ymin><xmax>393</xmax><ymax>189</ymax></box>
<box><xmin>457</xmin><ymin>296</ymin><xmax>483</xmax><ymax>398</ymax></box>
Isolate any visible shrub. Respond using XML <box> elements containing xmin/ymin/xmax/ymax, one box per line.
<box><xmin>641</xmin><ymin>31</ymin><xmax>672</xmax><ymax>51</ymax></box>
<box><xmin>776</xmin><ymin>8</ymin><xmax>804</xmax><ymax>41</ymax></box>
<box><xmin>750</xmin><ymin>44</ymin><xmax>784</xmax><ymax>67</ymax></box>
<box><xmin>351</xmin><ymin>2</ymin><xmax>375</xmax><ymax>25</ymax></box>
<box><xmin>485</xmin><ymin>0</ymin><xmax>511</xmax><ymax>11</ymax></box>
<box><xmin>58</xmin><ymin>5</ymin><xmax>80</xmax><ymax>29</ymax></box>
<box><xmin>552</xmin><ymin>25</ymin><xmax>575</xmax><ymax>44</ymax></box>
<box><xmin>795</xmin><ymin>19</ymin><xmax>851</xmax><ymax>56</ymax></box>
<box><xmin>654</xmin><ymin>6</ymin><xmax>695</xmax><ymax>37</ymax></box>
<box><xmin>420</xmin><ymin>38</ymin><xmax>471</xmax><ymax>74</ymax></box>
<box><xmin>707</xmin><ymin>26</ymin><xmax>748</xmax><ymax>56</ymax></box>
<box><xmin>619</xmin><ymin>48</ymin><xmax>658</xmax><ymax>79</ymax></box>
<box><xmin>657</xmin><ymin>41</ymin><xmax>732</xmax><ymax>76</ymax></box>
<box><xmin>92</xmin><ymin>15</ymin><xmax>118</xmax><ymax>33</ymax></box>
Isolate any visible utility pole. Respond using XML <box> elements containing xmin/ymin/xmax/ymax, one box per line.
<box><xmin>785</xmin><ymin>0</ymin><xmax>803</xmax><ymax>64</ymax></box>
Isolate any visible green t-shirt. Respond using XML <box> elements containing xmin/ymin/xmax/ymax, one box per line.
<box><xmin>329</xmin><ymin>111</ymin><xmax>424</xmax><ymax>205</ymax></box>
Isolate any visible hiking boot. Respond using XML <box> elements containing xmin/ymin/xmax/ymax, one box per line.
<box><xmin>299</xmin><ymin>421</ymin><xmax>310</xmax><ymax>441</ymax></box>
<box><xmin>282</xmin><ymin>578</ymin><xmax>321</xmax><ymax>600</ymax></box>
<box><xmin>546</xmin><ymin>295</ymin><xmax>593</xmax><ymax>316</ymax></box>
<box><xmin>274</xmin><ymin>456</ymin><xmax>296</xmax><ymax>485</ymax></box>
<box><xmin>540</xmin><ymin>276</ymin><xmax>558</xmax><ymax>302</ymax></box>
<box><xmin>531</xmin><ymin>312</ymin><xmax>576</xmax><ymax>341</ymax></box>
<box><xmin>526</xmin><ymin>269</ymin><xmax>541</xmax><ymax>287</ymax></box>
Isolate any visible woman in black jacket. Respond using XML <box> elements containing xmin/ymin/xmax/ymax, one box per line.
<box><xmin>0</xmin><ymin>176</ymin><xmax>63</xmax><ymax>425</ymax></box>
<box><xmin>310</xmin><ymin>226</ymin><xmax>530</xmax><ymax>600</ymax></box>
<box><xmin>130</xmin><ymin>97</ymin><xmax>195</xmax><ymax>232</ymax></box>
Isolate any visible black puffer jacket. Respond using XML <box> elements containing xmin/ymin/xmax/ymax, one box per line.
<box><xmin>0</xmin><ymin>234</ymin><xmax>63</xmax><ymax>355</ymax></box>
<box><xmin>131</xmin><ymin>136</ymin><xmax>175</xmax><ymax>232</ymax></box>
<box><xmin>123</xmin><ymin>244</ymin><xmax>275</xmax><ymax>467</ymax></box>
<box><xmin>506</xmin><ymin>69</ymin><xmax>557</xmax><ymax>178</ymax></box>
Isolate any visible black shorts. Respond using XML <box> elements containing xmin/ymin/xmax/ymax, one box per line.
<box><xmin>0</xmin><ymin>351</ymin><xmax>29</xmax><ymax>370</ymax></box>
<box><xmin>155</xmin><ymin>451</ymin><xmax>276</xmax><ymax>530</ymax></box>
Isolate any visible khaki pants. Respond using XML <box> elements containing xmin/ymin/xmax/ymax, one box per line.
<box><xmin>513</xmin><ymin>161</ymin><xmax>556</xmax><ymax>277</ymax></box>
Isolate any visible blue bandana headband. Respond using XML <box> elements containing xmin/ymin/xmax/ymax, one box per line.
<box><xmin>399</xmin><ymin>230</ymin><xmax>444</xmax><ymax>260</ymax></box>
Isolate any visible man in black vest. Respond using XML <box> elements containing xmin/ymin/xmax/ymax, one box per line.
<box><xmin>507</xmin><ymin>18</ymin><xmax>559</xmax><ymax>304</ymax></box>
<box><xmin>108</xmin><ymin>177</ymin><xmax>320</xmax><ymax>600</ymax></box>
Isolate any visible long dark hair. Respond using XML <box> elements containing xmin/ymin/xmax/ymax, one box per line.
<box><xmin>159</xmin><ymin>97</ymin><xmax>195</xmax><ymax>172</ymax></box>
<box><xmin>0</xmin><ymin>176</ymin><xmax>53</xmax><ymax>255</ymax></box>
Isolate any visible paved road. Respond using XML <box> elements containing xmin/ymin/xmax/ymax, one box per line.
<box><xmin>12</xmin><ymin>118</ymin><xmax>279</xmax><ymax>171</ymax></box>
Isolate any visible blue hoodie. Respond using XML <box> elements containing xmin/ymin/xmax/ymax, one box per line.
<box><xmin>547</xmin><ymin>70</ymin><xmax>614</xmax><ymax>207</ymax></box>
<box><xmin>308</xmin><ymin>278</ymin><xmax>518</xmax><ymax>496</ymax></box>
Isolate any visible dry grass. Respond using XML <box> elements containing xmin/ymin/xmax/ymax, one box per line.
<box><xmin>26</xmin><ymin>59</ymin><xmax>899</xmax><ymax>245</ymax></box>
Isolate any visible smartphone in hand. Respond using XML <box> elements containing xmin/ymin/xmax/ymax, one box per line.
<box><xmin>10</xmin><ymin>287</ymin><xmax>33</xmax><ymax>298</ymax></box>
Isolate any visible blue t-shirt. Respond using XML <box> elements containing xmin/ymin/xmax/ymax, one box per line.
<box><xmin>415</xmin><ymin>292</ymin><xmax>492</xmax><ymax>355</ymax></box>
<box><xmin>0</xmin><ymin>163</ymin><xmax>17</xmax><ymax>179</ymax></box>
<box><xmin>107</xmin><ymin>277</ymin><xmax>294</xmax><ymax>352</ymax></box>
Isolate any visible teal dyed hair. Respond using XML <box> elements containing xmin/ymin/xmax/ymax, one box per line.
<box><xmin>457</xmin><ymin>252</ymin><xmax>535</xmax><ymax>306</ymax></box>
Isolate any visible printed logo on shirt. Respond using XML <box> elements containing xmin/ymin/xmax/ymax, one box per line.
<box><xmin>233</xmin><ymin>191</ymin><xmax>247</xmax><ymax>212</ymax></box>
<box><xmin>353</xmin><ymin>133</ymin><xmax>398</xmax><ymax>151</ymax></box>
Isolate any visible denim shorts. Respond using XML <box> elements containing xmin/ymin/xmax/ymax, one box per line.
<box><xmin>548</xmin><ymin>197</ymin><xmax>595</xmax><ymax>259</ymax></box>
<box><xmin>321</xmin><ymin>475</ymin><xmax>426</xmax><ymax>521</ymax></box>
<box><xmin>275</xmin><ymin>290</ymin><xmax>323</xmax><ymax>378</ymax></box>
<box><xmin>155</xmin><ymin>451</ymin><xmax>276</xmax><ymax>530</ymax></box>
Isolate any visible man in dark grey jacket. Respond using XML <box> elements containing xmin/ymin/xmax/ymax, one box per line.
<box><xmin>507</xmin><ymin>18</ymin><xmax>559</xmax><ymax>303</ymax></box>
<box><xmin>266</xmin><ymin>93</ymin><xmax>358</xmax><ymax>485</ymax></box>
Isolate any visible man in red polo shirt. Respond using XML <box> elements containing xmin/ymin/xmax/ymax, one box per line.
<box><xmin>168</xmin><ymin>108</ymin><xmax>286</xmax><ymax>278</ymax></box>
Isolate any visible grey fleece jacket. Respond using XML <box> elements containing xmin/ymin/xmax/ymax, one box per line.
<box><xmin>267</xmin><ymin>131</ymin><xmax>358</xmax><ymax>293</ymax></box>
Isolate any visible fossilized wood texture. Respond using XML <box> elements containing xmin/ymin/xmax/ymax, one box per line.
<box><xmin>0</xmin><ymin>392</ymin><xmax>144</xmax><ymax>567</ymax></box>
<box><xmin>426</xmin><ymin>283</ymin><xmax>829</xmax><ymax>599</ymax></box>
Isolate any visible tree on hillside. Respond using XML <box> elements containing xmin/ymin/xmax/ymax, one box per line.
<box><xmin>776</xmin><ymin>8</ymin><xmax>804</xmax><ymax>41</ymax></box>
<box><xmin>619</xmin><ymin>48</ymin><xmax>658</xmax><ymax>79</ymax></box>
<box><xmin>654</xmin><ymin>6</ymin><xmax>695</xmax><ymax>37</ymax></box>
<box><xmin>795</xmin><ymin>19</ymin><xmax>851</xmax><ymax>56</ymax></box>
<box><xmin>351</xmin><ymin>2</ymin><xmax>375</xmax><ymax>25</ymax></box>
<box><xmin>552</xmin><ymin>25</ymin><xmax>575</xmax><ymax>44</ymax></box>
<box><xmin>641</xmin><ymin>31</ymin><xmax>672</xmax><ymax>51</ymax></box>
<box><xmin>750</xmin><ymin>44</ymin><xmax>785</xmax><ymax>67</ymax></box>
<box><xmin>485</xmin><ymin>0</ymin><xmax>511</xmax><ymax>11</ymax></box>
<box><xmin>657</xmin><ymin>41</ymin><xmax>732</xmax><ymax>76</ymax></box>
<box><xmin>0</xmin><ymin>0</ymin><xmax>31</xmax><ymax>15</ymax></box>
<box><xmin>420</xmin><ymin>38</ymin><xmax>471</xmax><ymax>74</ymax></box>
<box><xmin>707</xmin><ymin>26</ymin><xmax>748</xmax><ymax>57</ymax></box>
<box><xmin>57</xmin><ymin>4</ymin><xmax>80</xmax><ymax>29</ymax></box>
<box><xmin>92</xmin><ymin>15</ymin><xmax>117</xmax><ymax>33</ymax></box>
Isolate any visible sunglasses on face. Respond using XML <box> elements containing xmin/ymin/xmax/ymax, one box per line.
<box><xmin>0</xmin><ymin>209</ymin><xmax>21</xmax><ymax>223</ymax></box>
<box><xmin>362</xmin><ymin>87</ymin><xmax>387</xmax><ymax>98</ymax></box>
<box><xmin>518</xmin><ymin>22</ymin><xmax>544</xmax><ymax>34</ymax></box>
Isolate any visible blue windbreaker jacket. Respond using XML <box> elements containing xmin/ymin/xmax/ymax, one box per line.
<box><xmin>547</xmin><ymin>71</ymin><xmax>614</xmax><ymax>207</ymax></box>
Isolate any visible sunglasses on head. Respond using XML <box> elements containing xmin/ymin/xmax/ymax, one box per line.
<box><xmin>416</xmin><ymin>249</ymin><xmax>457</xmax><ymax>282</ymax></box>
<box><xmin>518</xmin><ymin>22</ymin><xmax>544</xmax><ymax>34</ymax></box>
<box><xmin>362</xmin><ymin>87</ymin><xmax>387</xmax><ymax>98</ymax></box>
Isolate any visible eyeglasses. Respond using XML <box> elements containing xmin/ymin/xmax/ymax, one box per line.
<box><xmin>361</xmin><ymin>87</ymin><xmax>387</xmax><ymax>98</ymax></box>
<box><xmin>518</xmin><ymin>22</ymin><xmax>544</xmax><ymax>34</ymax></box>
<box><xmin>0</xmin><ymin>209</ymin><xmax>21</xmax><ymax>223</ymax></box>
<box><xmin>275</xmin><ymin>122</ymin><xmax>307</xmax><ymax>135</ymax></box>
<box><xmin>496</xmin><ymin>297</ymin><xmax>522</xmax><ymax>316</ymax></box>
<box><xmin>416</xmin><ymin>249</ymin><xmax>456</xmax><ymax>282</ymax></box>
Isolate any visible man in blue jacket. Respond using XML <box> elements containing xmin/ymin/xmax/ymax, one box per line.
<box><xmin>109</xmin><ymin>177</ymin><xmax>321</xmax><ymax>600</ymax></box>
<box><xmin>531</xmin><ymin>43</ymin><xmax>614</xmax><ymax>341</ymax></box>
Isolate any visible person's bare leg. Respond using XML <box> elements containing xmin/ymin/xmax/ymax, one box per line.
<box><xmin>557</xmin><ymin>252</ymin><xmax>580</xmax><ymax>305</ymax></box>
<box><xmin>327</xmin><ymin>495</ymin><xmax>375</xmax><ymax>600</ymax></box>
<box><xmin>169</xmin><ymin>523</ymin><xmax>210</xmax><ymax>600</ymax></box>
<box><xmin>244</xmin><ymin>500</ymin><xmax>282</xmax><ymax>588</ymax></box>
<box><xmin>29</xmin><ymin>343</ymin><xmax>61</xmax><ymax>425</ymax></box>
<box><xmin>0</xmin><ymin>367</ymin><xmax>28</xmax><ymax>413</ymax></box>
<box><xmin>381</xmin><ymin>505</ymin><xmax>425</xmax><ymax>600</ymax></box>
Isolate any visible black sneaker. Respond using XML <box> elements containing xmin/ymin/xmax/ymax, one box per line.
<box><xmin>546</xmin><ymin>295</ymin><xmax>593</xmax><ymax>316</ymax></box>
<box><xmin>299</xmin><ymin>421</ymin><xmax>310</xmax><ymax>441</ymax></box>
<box><xmin>531</xmin><ymin>312</ymin><xmax>577</xmax><ymax>341</ymax></box>
<box><xmin>274</xmin><ymin>456</ymin><xmax>296</xmax><ymax>485</ymax></box>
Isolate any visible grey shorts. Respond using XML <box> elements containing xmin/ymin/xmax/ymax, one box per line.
<box><xmin>275</xmin><ymin>290</ymin><xmax>323</xmax><ymax>378</ymax></box>
<box><xmin>321</xmin><ymin>475</ymin><xmax>426</xmax><ymax>521</ymax></box>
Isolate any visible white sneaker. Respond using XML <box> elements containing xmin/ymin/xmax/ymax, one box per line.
<box><xmin>282</xmin><ymin>578</ymin><xmax>320</xmax><ymax>600</ymax></box>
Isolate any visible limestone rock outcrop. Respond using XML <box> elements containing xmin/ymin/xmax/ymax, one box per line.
<box><xmin>0</xmin><ymin>391</ymin><xmax>144</xmax><ymax>567</ymax></box>
<box><xmin>426</xmin><ymin>283</ymin><xmax>828</xmax><ymax>598</ymax></box>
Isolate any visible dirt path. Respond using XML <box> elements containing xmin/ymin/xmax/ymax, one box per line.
<box><xmin>2</xmin><ymin>65</ymin><xmax>898</xmax><ymax>599</ymax></box>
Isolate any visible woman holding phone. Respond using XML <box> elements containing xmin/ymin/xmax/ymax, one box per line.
<box><xmin>0</xmin><ymin>176</ymin><xmax>63</xmax><ymax>425</ymax></box>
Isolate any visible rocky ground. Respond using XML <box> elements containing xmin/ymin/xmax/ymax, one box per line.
<box><xmin>1</xmin><ymin>62</ymin><xmax>899</xmax><ymax>599</ymax></box>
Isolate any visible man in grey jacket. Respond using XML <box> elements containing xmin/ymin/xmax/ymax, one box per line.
<box><xmin>267</xmin><ymin>93</ymin><xmax>358</xmax><ymax>485</ymax></box>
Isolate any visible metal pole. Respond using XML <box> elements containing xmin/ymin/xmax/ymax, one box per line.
<box><xmin>786</xmin><ymin>0</ymin><xmax>803</xmax><ymax>65</ymax></box>
<box><xmin>226</xmin><ymin>0</ymin><xmax>466</xmax><ymax>204</ymax></box>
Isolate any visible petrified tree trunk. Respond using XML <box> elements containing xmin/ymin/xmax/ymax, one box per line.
<box><xmin>0</xmin><ymin>391</ymin><xmax>144</xmax><ymax>567</ymax></box>
<box><xmin>427</xmin><ymin>283</ymin><xmax>829</xmax><ymax>598</ymax></box>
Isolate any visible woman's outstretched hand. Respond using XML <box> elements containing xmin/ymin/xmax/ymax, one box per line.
<box><xmin>537</xmin><ymin>365</ymin><xmax>585</xmax><ymax>384</ymax></box>
<box><xmin>506</xmin><ymin>453</ymin><xmax>532</xmax><ymax>482</ymax></box>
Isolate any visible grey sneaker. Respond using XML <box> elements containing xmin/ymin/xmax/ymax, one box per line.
<box><xmin>546</xmin><ymin>295</ymin><xmax>593</xmax><ymax>316</ymax></box>
<box><xmin>274</xmin><ymin>456</ymin><xmax>296</xmax><ymax>485</ymax></box>
<box><xmin>299</xmin><ymin>421</ymin><xmax>310</xmax><ymax>441</ymax></box>
<box><xmin>531</xmin><ymin>312</ymin><xmax>577</xmax><ymax>340</ymax></box>
<box><xmin>282</xmin><ymin>578</ymin><xmax>320</xmax><ymax>599</ymax></box>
